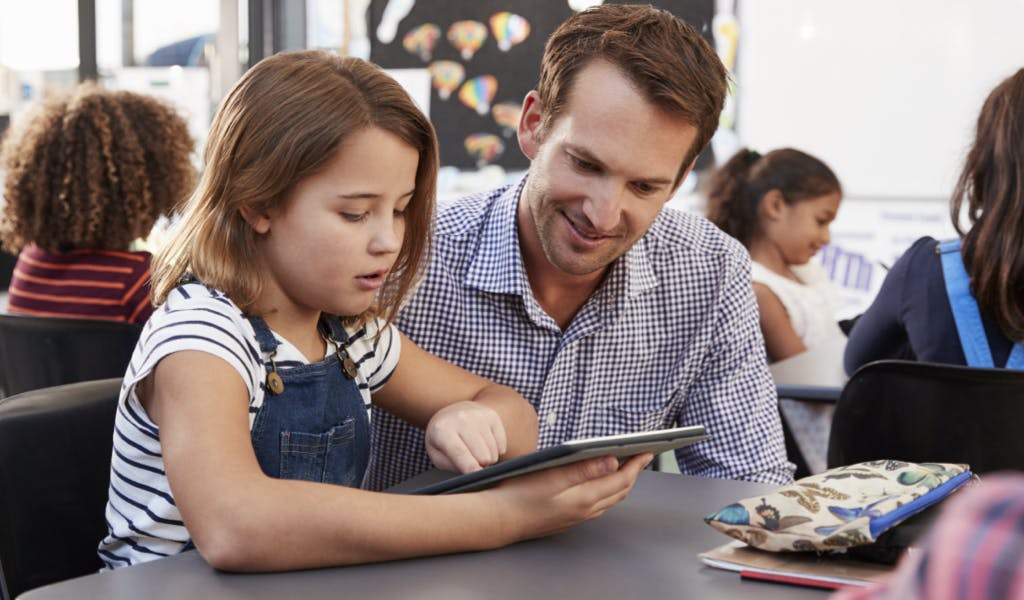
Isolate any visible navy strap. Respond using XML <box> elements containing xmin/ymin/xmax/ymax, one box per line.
<box><xmin>247</xmin><ymin>315</ymin><xmax>281</xmax><ymax>354</ymax></box>
<box><xmin>248</xmin><ymin>314</ymin><xmax>349</xmax><ymax>354</ymax></box>
<box><xmin>938</xmin><ymin>240</ymin><xmax>1024</xmax><ymax>369</ymax></box>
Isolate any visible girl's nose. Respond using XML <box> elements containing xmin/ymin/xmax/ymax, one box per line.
<box><xmin>369</xmin><ymin>215</ymin><xmax>403</xmax><ymax>255</ymax></box>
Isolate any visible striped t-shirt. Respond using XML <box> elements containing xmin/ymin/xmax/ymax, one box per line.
<box><xmin>7</xmin><ymin>245</ymin><xmax>154</xmax><ymax>323</ymax></box>
<box><xmin>97</xmin><ymin>282</ymin><xmax>401</xmax><ymax>568</ymax></box>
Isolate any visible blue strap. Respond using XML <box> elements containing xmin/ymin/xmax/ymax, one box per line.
<box><xmin>938</xmin><ymin>240</ymin><xmax>1024</xmax><ymax>369</ymax></box>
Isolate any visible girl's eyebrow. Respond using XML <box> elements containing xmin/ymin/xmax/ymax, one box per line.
<box><xmin>338</xmin><ymin>190</ymin><xmax>415</xmax><ymax>200</ymax></box>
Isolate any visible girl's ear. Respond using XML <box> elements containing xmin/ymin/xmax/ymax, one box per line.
<box><xmin>239</xmin><ymin>205</ymin><xmax>272</xmax><ymax>234</ymax></box>
<box><xmin>517</xmin><ymin>90</ymin><xmax>544</xmax><ymax>161</ymax></box>
<box><xmin>760</xmin><ymin>189</ymin><xmax>787</xmax><ymax>221</ymax></box>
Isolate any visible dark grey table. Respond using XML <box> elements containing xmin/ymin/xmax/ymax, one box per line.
<box><xmin>21</xmin><ymin>472</ymin><xmax>830</xmax><ymax>599</ymax></box>
<box><xmin>770</xmin><ymin>337</ymin><xmax>849</xmax><ymax>402</ymax></box>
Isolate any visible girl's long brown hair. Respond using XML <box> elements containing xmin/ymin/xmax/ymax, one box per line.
<box><xmin>952</xmin><ymin>68</ymin><xmax>1024</xmax><ymax>342</ymax></box>
<box><xmin>150</xmin><ymin>51</ymin><xmax>438</xmax><ymax>323</ymax></box>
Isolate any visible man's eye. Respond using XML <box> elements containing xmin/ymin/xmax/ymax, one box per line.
<box><xmin>571</xmin><ymin>155</ymin><xmax>598</xmax><ymax>171</ymax></box>
<box><xmin>632</xmin><ymin>183</ymin><xmax>657</xmax><ymax>195</ymax></box>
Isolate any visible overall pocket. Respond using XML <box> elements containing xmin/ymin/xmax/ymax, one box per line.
<box><xmin>278</xmin><ymin>419</ymin><xmax>361</xmax><ymax>486</ymax></box>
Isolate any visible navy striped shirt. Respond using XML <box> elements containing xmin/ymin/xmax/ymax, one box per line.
<box><xmin>98</xmin><ymin>283</ymin><xmax>400</xmax><ymax>568</ymax></box>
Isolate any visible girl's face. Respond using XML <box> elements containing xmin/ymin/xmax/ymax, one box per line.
<box><xmin>248</xmin><ymin>126</ymin><xmax>419</xmax><ymax>320</ymax></box>
<box><xmin>768</xmin><ymin>191</ymin><xmax>841</xmax><ymax>266</ymax></box>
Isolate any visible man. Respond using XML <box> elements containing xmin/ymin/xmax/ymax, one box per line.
<box><xmin>368</xmin><ymin>4</ymin><xmax>794</xmax><ymax>490</ymax></box>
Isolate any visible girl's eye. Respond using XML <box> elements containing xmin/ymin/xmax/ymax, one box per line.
<box><xmin>342</xmin><ymin>212</ymin><xmax>367</xmax><ymax>222</ymax></box>
<box><xmin>393</xmin><ymin>208</ymin><xmax>407</xmax><ymax>218</ymax></box>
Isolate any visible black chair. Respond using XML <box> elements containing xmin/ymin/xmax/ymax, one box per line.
<box><xmin>827</xmin><ymin>360</ymin><xmax>1024</xmax><ymax>473</ymax></box>
<box><xmin>0</xmin><ymin>314</ymin><xmax>141</xmax><ymax>399</ymax></box>
<box><xmin>0</xmin><ymin>378</ymin><xmax>121</xmax><ymax>600</ymax></box>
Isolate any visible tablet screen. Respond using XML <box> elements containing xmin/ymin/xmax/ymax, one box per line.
<box><xmin>393</xmin><ymin>425</ymin><xmax>709</xmax><ymax>495</ymax></box>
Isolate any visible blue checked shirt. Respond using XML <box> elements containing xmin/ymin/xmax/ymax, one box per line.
<box><xmin>366</xmin><ymin>176</ymin><xmax>794</xmax><ymax>490</ymax></box>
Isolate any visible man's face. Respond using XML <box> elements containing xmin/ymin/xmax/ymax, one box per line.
<box><xmin>517</xmin><ymin>59</ymin><xmax>700</xmax><ymax>278</ymax></box>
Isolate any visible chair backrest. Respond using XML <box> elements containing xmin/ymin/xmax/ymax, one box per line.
<box><xmin>827</xmin><ymin>360</ymin><xmax>1024</xmax><ymax>473</ymax></box>
<box><xmin>0</xmin><ymin>378</ymin><xmax>121</xmax><ymax>600</ymax></box>
<box><xmin>0</xmin><ymin>314</ymin><xmax>141</xmax><ymax>399</ymax></box>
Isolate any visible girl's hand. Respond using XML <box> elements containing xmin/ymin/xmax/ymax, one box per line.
<box><xmin>487</xmin><ymin>453</ymin><xmax>652</xmax><ymax>543</ymax></box>
<box><xmin>425</xmin><ymin>401</ymin><xmax>508</xmax><ymax>473</ymax></box>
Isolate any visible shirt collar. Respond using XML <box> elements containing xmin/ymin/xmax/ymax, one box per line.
<box><xmin>463</xmin><ymin>175</ymin><xmax>531</xmax><ymax>296</ymax></box>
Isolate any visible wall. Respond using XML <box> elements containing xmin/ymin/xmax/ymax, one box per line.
<box><xmin>735</xmin><ymin>0</ymin><xmax>1024</xmax><ymax>200</ymax></box>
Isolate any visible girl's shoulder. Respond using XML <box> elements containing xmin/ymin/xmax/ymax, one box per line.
<box><xmin>145</xmin><ymin>282</ymin><xmax>253</xmax><ymax>343</ymax></box>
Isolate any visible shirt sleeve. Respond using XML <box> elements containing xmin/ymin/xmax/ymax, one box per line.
<box><xmin>126</xmin><ymin>288</ymin><xmax>262</xmax><ymax>404</ymax></box>
<box><xmin>675</xmin><ymin>251</ymin><xmax>795</xmax><ymax>486</ymax></box>
<box><xmin>351</xmin><ymin>317</ymin><xmax>402</xmax><ymax>393</ymax></box>
<box><xmin>126</xmin><ymin>259</ymin><xmax>156</xmax><ymax>324</ymax></box>
<box><xmin>842</xmin><ymin>238</ymin><xmax>929</xmax><ymax>374</ymax></box>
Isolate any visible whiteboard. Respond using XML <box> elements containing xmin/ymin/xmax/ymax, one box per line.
<box><xmin>735</xmin><ymin>0</ymin><xmax>1024</xmax><ymax>199</ymax></box>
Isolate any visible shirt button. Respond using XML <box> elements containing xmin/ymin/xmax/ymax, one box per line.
<box><xmin>545</xmin><ymin>411</ymin><xmax>557</xmax><ymax>426</ymax></box>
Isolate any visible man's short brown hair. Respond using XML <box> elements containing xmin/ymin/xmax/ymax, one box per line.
<box><xmin>537</xmin><ymin>4</ymin><xmax>727</xmax><ymax>178</ymax></box>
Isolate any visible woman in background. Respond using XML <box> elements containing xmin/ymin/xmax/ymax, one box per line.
<box><xmin>0</xmin><ymin>82</ymin><xmax>195</xmax><ymax>323</ymax></box>
<box><xmin>844</xmin><ymin>68</ymin><xmax>1024</xmax><ymax>374</ymax></box>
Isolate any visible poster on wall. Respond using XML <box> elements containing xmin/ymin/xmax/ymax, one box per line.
<box><xmin>368</xmin><ymin>0</ymin><xmax>715</xmax><ymax>170</ymax></box>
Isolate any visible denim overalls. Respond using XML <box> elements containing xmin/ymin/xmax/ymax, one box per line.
<box><xmin>248</xmin><ymin>315</ymin><xmax>370</xmax><ymax>487</ymax></box>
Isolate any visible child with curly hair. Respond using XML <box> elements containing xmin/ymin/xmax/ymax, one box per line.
<box><xmin>0</xmin><ymin>82</ymin><xmax>195</xmax><ymax>323</ymax></box>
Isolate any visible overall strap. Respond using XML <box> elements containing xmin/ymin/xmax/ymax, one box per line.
<box><xmin>247</xmin><ymin>315</ymin><xmax>282</xmax><ymax>355</ymax></box>
<box><xmin>937</xmin><ymin>240</ymin><xmax>1024</xmax><ymax>369</ymax></box>
<box><xmin>321</xmin><ymin>315</ymin><xmax>351</xmax><ymax>346</ymax></box>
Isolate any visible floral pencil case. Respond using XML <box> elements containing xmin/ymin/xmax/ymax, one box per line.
<box><xmin>704</xmin><ymin>460</ymin><xmax>972</xmax><ymax>552</ymax></box>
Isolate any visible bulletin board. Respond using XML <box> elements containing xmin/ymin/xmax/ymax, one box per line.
<box><xmin>368</xmin><ymin>1</ymin><xmax>714</xmax><ymax>170</ymax></box>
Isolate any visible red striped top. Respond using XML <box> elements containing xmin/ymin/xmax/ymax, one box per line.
<box><xmin>7</xmin><ymin>245</ymin><xmax>155</xmax><ymax>324</ymax></box>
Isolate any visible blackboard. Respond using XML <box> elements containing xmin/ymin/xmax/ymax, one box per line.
<box><xmin>368</xmin><ymin>1</ymin><xmax>714</xmax><ymax>170</ymax></box>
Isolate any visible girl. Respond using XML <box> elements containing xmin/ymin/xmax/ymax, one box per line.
<box><xmin>706</xmin><ymin>147</ymin><xmax>844</xmax><ymax>475</ymax></box>
<box><xmin>844</xmin><ymin>68</ymin><xmax>1024</xmax><ymax>373</ymax></box>
<box><xmin>706</xmin><ymin>147</ymin><xmax>845</xmax><ymax>363</ymax></box>
<box><xmin>98</xmin><ymin>51</ymin><xmax>648</xmax><ymax>571</ymax></box>
<box><xmin>0</xmin><ymin>83</ymin><xmax>195</xmax><ymax>323</ymax></box>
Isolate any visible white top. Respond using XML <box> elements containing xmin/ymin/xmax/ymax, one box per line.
<box><xmin>751</xmin><ymin>261</ymin><xmax>844</xmax><ymax>349</ymax></box>
<box><xmin>98</xmin><ymin>282</ymin><xmax>401</xmax><ymax>568</ymax></box>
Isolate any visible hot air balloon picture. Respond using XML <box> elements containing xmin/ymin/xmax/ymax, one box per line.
<box><xmin>376</xmin><ymin>0</ymin><xmax>416</xmax><ymax>44</ymax></box>
<box><xmin>464</xmin><ymin>133</ymin><xmax>505</xmax><ymax>167</ymax></box>
<box><xmin>447</xmin><ymin>20</ymin><xmax>488</xmax><ymax>60</ymax></box>
<box><xmin>491</xmin><ymin>101</ymin><xmax>523</xmax><ymax>137</ymax></box>
<box><xmin>489</xmin><ymin>12</ymin><xmax>531</xmax><ymax>52</ymax></box>
<box><xmin>458</xmin><ymin>75</ymin><xmax>497</xmax><ymax>116</ymax></box>
<box><xmin>402</xmin><ymin>23</ymin><xmax>441</xmax><ymax>62</ymax></box>
<box><xmin>427</xmin><ymin>60</ymin><xmax>465</xmax><ymax>100</ymax></box>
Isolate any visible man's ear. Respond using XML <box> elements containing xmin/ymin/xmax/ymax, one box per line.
<box><xmin>517</xmin><ymin>90</ymin><xmax>544</xmax><ymax>161</ymax></box>
<box><xmin>239</xmin><ymin>205</ymin><xmax>272</xmax><ymax>234</ymax></box>
<box><xmin>667</xmin><ymin>158</ymin><xmax>698</xmax><ymax>201</ymax></box>
<box><xmin>760</xmin><ymin>189</ymin><xmax>787</xmax><ymax>221</ymax></box>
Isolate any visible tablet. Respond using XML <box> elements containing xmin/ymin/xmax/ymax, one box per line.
<box><xmin>393</xmin><ymin>425</ymin><xmax>710</xmax><ymax>495</ymax></box>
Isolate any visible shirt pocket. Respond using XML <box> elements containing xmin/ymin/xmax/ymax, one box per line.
<box><xmin>602</xmin><ymin>401</ymin><xmax>674</xmax><ymax>433</ymax></box>
<box><xmin>278</xmin><ymin>419</ymin><xmax>361</xmax><ymax>486</ymax></box>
